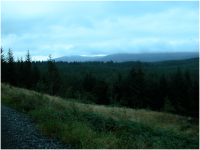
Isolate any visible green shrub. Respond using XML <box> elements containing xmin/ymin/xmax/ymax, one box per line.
<box><xmin>162</xmin><ymin>96</ymin><xmax>175</xmax><ymax>113</ymax></box>
<box><xmin>38</xmin><ymin>119</ymin><xmax>65</xmax><ymax>137</ymax></box>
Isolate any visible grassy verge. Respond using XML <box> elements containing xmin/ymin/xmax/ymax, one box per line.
<box><xmin>1</xmin><ymin>83</ymin><xmax>199</xmax><ymax>149</ymax></box>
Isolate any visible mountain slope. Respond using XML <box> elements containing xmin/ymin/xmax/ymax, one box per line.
<box><xmin>53</xmin><ymin>55</ymin><xmax>104</xmax><ymax>62</ymax></box>
<box><xmin>54</xmin><ymin>52</ymin><xmax>199</xmax><ymax>62</ymax></box>
<box><xmin>96</xmin><ymin>52</ymin><xmax>199</xmax><ymax>62</ymax></box>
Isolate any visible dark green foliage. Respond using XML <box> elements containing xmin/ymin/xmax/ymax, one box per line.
<box><xmin>158</xmin><ymin>72</ymin><xmax>169</xmax><ymax>108</ymax></box>
<box><xmin>162</xmin><ymin>96</ymin><xmax>175</xmax><ymax>113</ymax></box>
<box><xmin>92</xmin><ymin>80</ymin><xmax>109</xmax><ymax>105</ymax></box>
<box><xmin>80</xmin><ymin>112</ymin><xmax>110</xmax><ymax>132</ymax></box>
<box><xmin>6</xmin><ymin>48</ymin><xmax>17</xmax><ymax>86</ymax></box>
<box><xmin>83</xmin><ymin>72</ymin><xmax>96</xmax><ymax>92</ymax></box>
<box><xmin>31</xmin><ymin>62</ymin><xmax>41</xmax><ymax>89</ymax></box>
<box><xmin>16</xmin><ymin>57</ymin><xmax>25</xmax><ymax>87</ymax></box>
<box><xmin>1</xmin><ymin>47</ymin><xmax>199</xmax><ymax>118</ymax></box>
<box><xmin>126</xmin><ymin>67</ymin><xmax>138</xmax><ymax>108</ymax></box>
<box><xmin>24</xmin><ymin>50</ymin><xmax>32</xmax><ymax>89</ymax></box>
<box><xmin>113</xmin><ymin>72</ymin><xmax>124</xmax><ymax>105</ymax></box>
<box><xmin>81</xmin><ymin>91</ymin><xmax>97</xmax><ymax>104</ymax></box>
<box><xmin>36</xmin><ymin>80</ymin><xmax>47</xmax><ymax>93</ymax></box>
<box><xmin>146</xmin><ymin>75</ymin><xmax>160</xmax><ymax>110</ymax></box>
<box><xmin>1</xmin><ymin>47</ymin><xmax>7</xmax><ymax>83</ymax></box>
<box><xmin>190</xmin><ymin>78</ymin><xmax>199</xmax><ymax>118</ymax></box>
<box><xmin>135</xmin><ymin>62</ymin><xmax>149</xmax><ymax>108</ymax></box>
<box><xmin>46</xmin><ymin>54</ymin><xmax>62</xmax><ymax>95</ymax></box>
<box><xmin>169</xmin><ymin>66</ymin><xmax>190</xmax><ymax>115</ymax></box>
<box><xmin>126</xmin><ymin>62</ymin><xmax>152</xmax><ymax>109</ymax></box>
<box><xmin>71</xmin><ymin>111</ymin><xmax>199</xmax><ymax>149</ymax></box>
<box><xmin>9</xmin><ymin>92</ymin><xmax>49</xmax><ymax>112</ymax></box>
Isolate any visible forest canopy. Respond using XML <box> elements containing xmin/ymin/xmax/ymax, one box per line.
<box><xmin>1</xmin><ymin>47</ymin><xmax>199</xmax><ymax>118</ymax></box>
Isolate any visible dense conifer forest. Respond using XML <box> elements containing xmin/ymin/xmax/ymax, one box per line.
<box><xmin>1</xmin><ymin>48</ymin><xmax>199</xmax><ymax>118</ymax></box>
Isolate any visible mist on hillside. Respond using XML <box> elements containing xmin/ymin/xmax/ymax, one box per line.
<box><xmin>54</xmin><ymin>52</ymin><xmax>199</xmax><ymax>62</ymax></box>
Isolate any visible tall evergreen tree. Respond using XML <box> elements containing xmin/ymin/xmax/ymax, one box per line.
<box><xmin>182</xmin><ymin>67</ymin><xmax>192</xmax><ymax>113</ymax></box>
<box><xmin>127</xmin><ymin>67</ymin><xmax>138</xmax><ymax>108</ymax></box>
<box><xmin>31</xmin><ymin>62</ymin><xmax>41</xmax><ymax>89</ymax></box>
<box><xmin>83</xmin><ymin>72</ymin><xmax>96</xmax><ymax>92</ymax></box>
<box><xmin>113</xmin><ymin>72</ymin><xmax>123</xmax><ymax>105</ymax></box>
<box><xmin>190</xmin><ymin>78</ymin><xmax>199</xmax><ymax>118</ymax></box>
<box><xmin>46</xmin><ymin>54</ymin><xmax>62</xmax><ymax>95</ymax></box>
<box><xmin>107</xmin><ymin>72</ymin><xmax>117</xmax><ymax>104</ymax></box>
<box><xmin>6</xmin><ymin>48</ymin><xmax>16</xmax><ymax>86</ymax></box>
<box><xmin>93</xmin><ymin>79</ymin><xmax>109</xmax><ymax>105</ymax></box>
<box><xmin>15</xmin><ymin>57</ymin><xmax>25</xmax><ymax>87</ymax></box>
<box><xmin>23</xmin><ymin>50</ymin><xmax>32</xmax><ymax>89</ymax></box>
<box><xmin>158</xmin><ymin>72</ymin><xmax>169</xmax><ymax>109</ymax></box>
<box><xmin>16</xmin><ymin>57</ymin><xmax>21</xmax><ymax>86</ymax></box>
<box><xmin>1</xmin><ymin>47</ymin><xmax>7</xmax><ymax>83</ymax></box>
<box><xmin>169</xmin><ymin>65</ymin><xmax>185</xmax><ymax>115</ymax></box>
<box><xmin>146</xmin><ymin>76</ymin><xmax>160</xmax><ymax>110</ymax></box>
<box><xmin>136</xmin><ymin>62</ymin><xmax>150</xmax><ymax>109</ymax></box>
<box><xmin>126</xmin><ymin>62</ymin><xmax>152</xmax><ymax>109</ymax></box>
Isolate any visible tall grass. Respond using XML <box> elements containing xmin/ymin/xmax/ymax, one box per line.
<box><xmin>1</xmin><ymin>83</ymin><xmax>199</xmax><ymax>149</ymax></box>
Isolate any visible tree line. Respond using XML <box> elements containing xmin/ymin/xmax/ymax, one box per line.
<box><xmin>1</xmin><ymin>48</ymin><xmax>199</xmax><ymax>118</ymax></box>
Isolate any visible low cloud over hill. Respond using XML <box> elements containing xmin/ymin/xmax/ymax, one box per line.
<box><xmin>54</xmin><ymin>52</ymin><xmax>199</xmax><ymax>62</ymax></box>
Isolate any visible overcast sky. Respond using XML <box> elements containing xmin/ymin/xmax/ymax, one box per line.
<box><xmin>1</xmin><ymin>1</ymin><xmax>199</xmax><ymax>61</ymax></box>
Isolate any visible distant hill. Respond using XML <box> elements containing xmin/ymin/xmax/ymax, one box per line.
<box><xmin>53</xmin><ymin>55</ymin><xmax>104</xmax><ymax>62</ymax></box>
<box><xmin>54</xmin><ymin>52</ymin><xmax>199</xmax><ymax>62</ymax></box>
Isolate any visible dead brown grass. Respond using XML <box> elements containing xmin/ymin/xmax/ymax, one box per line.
<box><xmin>42</xmin><ymin>94</ymin><xmax>198</xmax><ymax>138</ymax></box>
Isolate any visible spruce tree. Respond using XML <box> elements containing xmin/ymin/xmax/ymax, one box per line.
<box><xmin>6</xmin><ymin>48</ymin><xmax>16</xmax><ymax>86</ymax></box>
<box><xmin>159</xmin><ymin>72</ymin><xmax>169</xmax><ymax>109</ymax></box>
<box><xmin>93</xmin><ymin>79</ymin><xmax>108</xmax><ymax>105</ymax></box>
<box><xmin>127</xmin><ymin>62</ymin><xmax>151</xmax><ymax>109</ymax></box>
<box><xmin>127</xmin><ymin>67</ymin><xmax>138</xmax><ymax>108</ymax></box>
<box><xmin>146</xmin><ymin>75</ymin><xmax>159</xmax><ymax>111</ymax></box>
<box><xmin>169</xmin><ymin>65</ymin><xmax>185</xmax><ymax>115</ymax></box>
<box><xmin>136</xmin><ymin>62</ymin><xmax>150</xmax><ymax>109</ymax></box>
<box><xmin>190</xmin><ymin>78</ymin><xmax>199</xmax><ymax>118</ymax></box>
<box><xmin>182</xmin><ymin>67</ymin><xmax>192</xmax><ymax>113</ymax></box>
<box><xmin>107</xmin><ymin>72</ymin><xmax>117</xmax><ymax>104</ymax></box>
<box><xmin>16</xmin><ymin>57</ymin><xmax>25</xmax><ymax>87</ymax></box>
<box><xmin>46</xmin><ymin>54</ymin><xmax>62</xmax><ymax>95</ymax></box>
<box><xmin>83</xmin><ymin>72</ymin><xmax>96</xmax><ymax>92</ymax></box>
<box><xmin>1</xmin><ymin>47</ymin><xmax>7</xmax><ymax>83</ymax></box>
<box><xmin>113</xmin><ymin>72</ymin><xmax>123</xmax><ymax>105</ymax></box>
<box><xmin>24</xmin><ymin>50</ymin><xmax>32</xmax><ymax>89</ymax></box>
<box><xmin>31</xmin><ymin>62</ymin><xmax>41</xmax><ymax>89</ymax></box>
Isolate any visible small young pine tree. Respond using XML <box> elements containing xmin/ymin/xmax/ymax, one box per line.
<box><xmin>163</xmin><ymin>96</ymin><xmax>175</xmax><ymax>113</ymax></box>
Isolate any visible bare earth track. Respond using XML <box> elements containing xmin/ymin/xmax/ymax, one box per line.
<box><xmin>1</xmin><ymin>104</ymin><xmax>75</xmax><ymax>149</ymax></box>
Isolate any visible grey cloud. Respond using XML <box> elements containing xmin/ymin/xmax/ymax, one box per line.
<box><xmin>1</xmin><ymin>1</ymin><xmax>198</xmax><ymax>61</ymax></box>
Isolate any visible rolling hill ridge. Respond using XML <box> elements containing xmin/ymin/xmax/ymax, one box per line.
<box><xmin>53</xmin><ymin>52</ymin><xmax>199</xmax><ymax>62</ymax></box>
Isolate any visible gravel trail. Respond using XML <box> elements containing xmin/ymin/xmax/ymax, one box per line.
<box><xmin>1</xmin><ymin>104</ymin><xmax>75</xmax><ymax>149</ymax></box>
